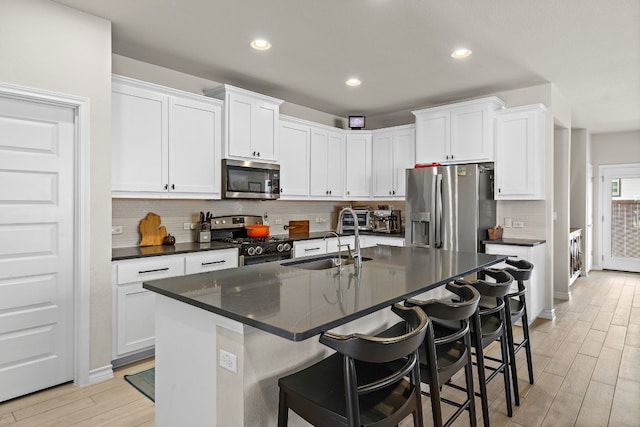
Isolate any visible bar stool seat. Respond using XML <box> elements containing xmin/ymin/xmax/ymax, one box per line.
<box><xmin>277</xmin><ymin>304</ymin><xmax>428</xmax><ymax>427</ymax></box>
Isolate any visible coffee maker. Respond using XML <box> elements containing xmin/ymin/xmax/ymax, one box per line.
<box><xmin>373</xmin><ymin>205</ymin><xmax>402</xmax><ymax>233</ymax></box>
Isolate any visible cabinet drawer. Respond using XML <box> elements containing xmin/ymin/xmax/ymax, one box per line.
<box><xmin>185</xmin><ymin>249</ymin><xmax>238</xmax><ymax>275</ymax></box>
<box><xmin>116</xmin><ymin>255</ymin><xmax>185</xmax><ymax>284</ymax></box>
<box><xmin>293</xmin><ymin>240</ymin><xmax>327</xmax><ymax>258</ymax></box>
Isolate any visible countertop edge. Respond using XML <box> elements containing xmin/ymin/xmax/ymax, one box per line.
<box><xmin>483</xmin><ymin>238</ymin><xmax>546</xmax><ymax>247</ymax></box>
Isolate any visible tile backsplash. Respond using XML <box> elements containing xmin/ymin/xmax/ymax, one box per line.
<box><xmin>112</xmin><ymin>199</ymin><xmax>404</xmax><ymax>248</ymax></box>
<box><xmin>497</xmin><ymin>200</ymin><xmax>547</xmax><ymax>240</ymax></box>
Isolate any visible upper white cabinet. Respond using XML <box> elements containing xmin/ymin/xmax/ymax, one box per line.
<box><xmin>372</xmin><ymin>125</ymin><xmax>415</xmax><ymax>198</ymax></box>
<box><xmin>494</xmin><ymin>104</ymin><xmax>547</xmax><ymax>200</ymax></box>
<box><xmin>345</xmin><ymin>132</ymin><xmax>372</xmax><ymax>199</ymax></box>
<box><xmin>310</xmin><ymin>127</ymin><xmax>345</xmax><ymax>198</ymax></box>
<box><xmin>204</xmin><ymin>84</ymin><xmax>283</xmax><ymax>162</ymax></box>
<box><xmin>279</xmin><ymin>117</ymin><xmax>311</xmax><ymax>198</ymax></box>
<box><xmin>413</xmin><ymin>97</ymin><xmax>504</xmax><ymax>164</ymax></box>
<box><xmin>112</xmin><ymin>75</ymin><xmax>222</xmax><ymax>199</ymax></box>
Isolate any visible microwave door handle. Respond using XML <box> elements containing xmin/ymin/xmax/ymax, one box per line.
<box><xmin>435</xmin><ymin>174</ymin><xmax>443</xmax><ymax>248</ymax></box>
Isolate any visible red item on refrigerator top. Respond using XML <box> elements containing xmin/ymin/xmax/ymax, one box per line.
<box><xmin>414</xmin><ymin>162</ymin><xmax>442</xmax><ymax>168</ymax></box>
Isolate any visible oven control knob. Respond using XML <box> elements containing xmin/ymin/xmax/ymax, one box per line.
<box><xmin>247</xmin><ymin>247</ymin><xmax>256</xmax><ymax>256</ymax></box>
<box><xmin>276</xmin><ymin>243</ymin><xmax>284</xmax><ymax>252</ymax></box>
<box><xmin>283</xmin><ymin>243</ymin><xmax>291</xmax><ymax>252</ymax></box>
<box><xmin>254</xmin><ymin>246</ymin><xmax>263</xmax><ymax>255</ymax></box>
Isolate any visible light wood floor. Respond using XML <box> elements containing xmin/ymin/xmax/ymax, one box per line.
<box><xmin>1</xmin><ymin>270</ymin><xmax>638</xmax><ymax>427</ymax></box>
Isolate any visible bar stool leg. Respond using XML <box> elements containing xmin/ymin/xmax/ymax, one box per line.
<box><xmin>521</xmin><ymin>310</ymin><xmax>535</xmax><ymax>385</ymax></box>
<box><xmin>499</xmin><ymin>323</ymin><xmax>513</xmax><ymax>417</ymax></box>
<box><xmin>472</xmin><ymin>313</ymin><xmax>491</xmax><ymax>427</ymax></box>
<box><xmin>504</xmin><ymin>299</ymin><xmax>521</xmax><ymax>406</ymax></box>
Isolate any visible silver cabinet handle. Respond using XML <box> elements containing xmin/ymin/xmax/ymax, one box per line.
<box><xmin>138</xmin><ymin>267</ymin><xmax>169</xmax><ymax>274</ymax></box>
<box><xmin>202</xmin><ymin>260</ymin><xmax>226</xmax><ymax>266</ymax></box>
<box><xmin>305</xmin><ymin>247</ymin><xmax>321</xmax><ymax>251</ymax></box>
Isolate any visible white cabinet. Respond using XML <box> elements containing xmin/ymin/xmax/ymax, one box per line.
<box><xmin>112</xmin><ymin>75</ymin><xmax>223</xmax><ymax>199</ymax></box>
<box><xmin>413</xmin><ymin>97</ymin><xmax>504</xmax><ymax>164</ymax></box>
<box><xmin>362</xmin><ymin>235</ymin><xmax>405</xmax><ymax>247</ymax></box>
<box><xmin>484</xmin><ymin>242</ymin><xmax>546</xmax><ymax>324</ymax></box>
<box><xmin>293</xmin><ymin>240</ymin><xmax>327</xmax><ymax>258</ymax></box>
<box><xmin>310</xmin><ymin>127</ymin><xmax>345</xmax><ymax>198</ymax></box>
<box><xmin>494</xmin><ymin>104</ymin><xmax>547</xmax><ymax>200</ymax></box>
<box><xmin>326</xmin><ymin>236</ymin><xmax>355</xmax><ymax>253</ymax></box>
<box><xmin>112</xmin><ymin>249</ymin><xmax>238</xmax><ymax>361</ymax></box>
<box><xmin>184</xmin><ymin>248</ymin><xmax>238</xmax><ymax>275</ymax></box>
<box><xmin>345</xmin><ymin>132</ymin><xmax>372</xmax><ymax>199</ymax></box>
<box><xmin>204</xmin><ymin>84</ymin><xmax>283</xmax><ymax>162</ymax></box>
<box><xmin>372</xmin><ymin>125</ymin><xmax>415</xmax><ymax>198</ymax></box>
<box><xmin>112</xmin><ymin>254</ymin><xmax>185</xmax><ymax>359</ymax></box>
<box><xmin>279</xmin><ymin>118</ymin><xmax>311</xmax><ymax>198</ymax></box>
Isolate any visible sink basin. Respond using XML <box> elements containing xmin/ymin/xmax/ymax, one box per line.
<box><xmin>283</xmin><ymin>255</ymin><xmax>372</xmax><ymax>270</ymax></box>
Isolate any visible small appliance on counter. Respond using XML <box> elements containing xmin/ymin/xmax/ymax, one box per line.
<box><xmin>338</xmin><ymin>206</ymin><xmax>373</xmax><ymax>232</ymax></box>
<box><xmin>195</xmin><ymin>211</ymin><xmax>212</xmax><ymax>242</ymax></box>
<box><xmin>373</xmin><ymin>206</ymin><xmax>402</xmax><ymax>233</ymax></box>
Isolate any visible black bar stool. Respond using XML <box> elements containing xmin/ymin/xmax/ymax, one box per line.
<box><xmin>455</xmin><ymin>269</ymin><xmax>514</xmax><ymax>426</ymax></box>
<box><xmin>502</xmin><ymin>258</ymin><xmax>535</xmax><ymax>405</ymax></box>
<box><xmin>277</xmin><ymin>304</ymin><xmax>428</xmax><ymax>427</ymax></box>
<box><xmin>403</xmin><ymin>282</ymin><xmax>481</xmax><ymax>427</ymax></box>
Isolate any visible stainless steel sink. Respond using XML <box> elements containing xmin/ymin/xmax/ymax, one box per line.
<box><xmin>282</xmin><ymin>255</ymin><xmax>372</xmax><ymax>270</ymax></box>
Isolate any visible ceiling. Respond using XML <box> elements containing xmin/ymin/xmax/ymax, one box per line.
<box><xmin>53</xmin><ymin>0</ymin><xmax>640</xmax><ymax>133</ymax></box>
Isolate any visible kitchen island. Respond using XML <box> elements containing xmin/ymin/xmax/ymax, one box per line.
<box><xmin>144</xmin><ymin>245</ymin><xmax>506</xmax><ymax>426</ymax></box>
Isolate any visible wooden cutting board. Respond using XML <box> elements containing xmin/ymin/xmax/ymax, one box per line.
<box><xmin>285</xmin><ymin>220</ymin><xmax>309</xmax><ymax>236</ymax></box>
<box><xmin>139</xmin><ymin>212</ymin><xmax>168</xmax><ymax>246</ymax></box>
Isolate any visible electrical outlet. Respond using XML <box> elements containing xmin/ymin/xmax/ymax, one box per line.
<box><xmin>274</xmin><ymin>218</ymin><xmax>283</xmax><ymax>225</ymax></box>
<box><xmin>513</xmin><ymin>221</ymin><xmax>525</xmax><ymax>228</ymax></box>
<box><xmin>504</xmin><ymin>218</ymin><xmax>512</xmax><ymax>228</ymax></box>
<box><xmin>219</xmin><ymin>349</ymin><xmax>237</xmax><ymax>373</ymax></box>
<box><xmin>111</xmin><ymin>225</ymin><xmax>123</xmax><ymax>235</ymax></box>
<box><xmin>184</xmin><ymin>222</ymin><xmax>196</xmax><ymax>230</ymax></box>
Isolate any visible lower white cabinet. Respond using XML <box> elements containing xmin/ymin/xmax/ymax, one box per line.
<box><xmin>112</xmin><ymin>249</ymin><xmax>238</xmax><ymax>361</ymax></box>
<box><xmin>362</xmin><ymin>236</ymin><xmax>405</xmax><ymax>247</ymax></box>
<box><xmin>484</xmin><ymin>242</ymin><xmax>546</xmax><ymax>324</ymax></box>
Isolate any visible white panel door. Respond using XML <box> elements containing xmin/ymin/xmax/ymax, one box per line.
<box><xmin>372</xmin><ymin>131</ymin><xmax>393</xmax><ymax>197</ymax></box>
<box><xmin>279</xmin><ymin>120</ymin><xmax>310</xmax><ymax>197</ymax></box>
<box><xmin>393</xmin><ymin>128</ymin><xmax>415</xmax><ymax>197</ymax></box>
<box><xmin>0</xmin><ymin>96</ymin><xmax>75</xmax><ymax>402</ymax></box>
<box><xmin>309</xmin><ymin>128</ymin><xmax>329</xmax><ymax>196</ymax></box>
<box><xmin>326</xmin><ymin>131</ymin><xmax>345</xmax><ymax>197</ymax></box>
<box><xmin>227</xmin><ymin>93</ymin><xmax>253</xmax><ymax>158</ymax></box>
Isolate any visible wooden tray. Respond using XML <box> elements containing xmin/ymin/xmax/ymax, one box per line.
<box><xmin>139</xmin><ymin>212</ymin><xmax>168</xmax><ymax>246</ymax></box>
<box><xmin>285</xmin><ymin>220</ymin><xmax>309</xmax><ymax>236</ymax></box>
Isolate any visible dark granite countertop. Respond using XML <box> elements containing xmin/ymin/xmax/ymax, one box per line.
<box><xmin>112</xmin><ymin>241</ymin><xmax>238</xmax><ymax>261</ymax></box>
<box><xmin>143</xmin><ymin>245</ymin><xmax>506</xmax><ymax>341</ymax></box>
<box><xmin>112</xmin><ymin>230</ymin><xmax>405</xmax><ymax>261</ymax></box>
<box><xmin>482</xmin><ymin>238</ymin><xmax>546</xmax><ymax>247</ymax></box>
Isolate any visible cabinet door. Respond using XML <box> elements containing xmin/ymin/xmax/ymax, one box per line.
<box><xmin>450</xmin><ymin>105</ymin><xmax>490</xmax><ymax>162</ymax></box>
<box><xmin>372</xmin><ymin>132</ymin><xmax>393</xmax><ymax>197</ymax></box>
<box><xmin>169</xmin><ymin>97</ymin><xmax>220</xmax><ymax>196</ymax></box>
<box><xmin>279</xmin><ymin>121</ymin><xmax>310</xmax><ymax>197</ymax></box>
<box><xmin>345</xmin><ymin>133</ymin><xmax>372</xmax><ymax>198</ymax></box>
<box><xmin>392</xmin><ymin>128</ymin><xmax>415</xmax><ymax>197</ymax></box>
<box><xmin>116</xmin><ymin>283</ymin><xmax>156</xmax><ymax>356</ymax></box>
<box><xmin>326</xmin><ymin>131</ymin><xmax>345</xmax><ymax>197</ymax></box>
<box><xmin>494</xmin><ymin>106</ymin><xmax>545</xmax><ymax>200</ymax></box>
<box><xmin>226</xmin><ymin>92</ymin><xmax>254</xmax><ymax>158</ymax></box>
<box><xmin>112</xmin><ymin>83</ymin><xmax>168</xmax><ymax>192</ymax></box>
<box><xmin>253</xmin><ymin>100</ymin><xmax>279</xmax><ymax>161</ymax></box>
<box><xmin>309</xmin><ymin>128</ymin><xmax>329</xmax><ymax>196</ymax></box>
<box><xmin>415</xmin><ymin>111</ymin><xmax>448</xmax><ymax>164</ymax></box>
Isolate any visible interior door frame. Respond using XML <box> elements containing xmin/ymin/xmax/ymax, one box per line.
<box><xmin>0</xmin><ymin>82</ymin><xmax>91</xmax><ymax>386</ymax></box>
<box><xmin>599</xmin><ymin>163</ymin><xmax>640</xmax><ymax>272</ymax></box>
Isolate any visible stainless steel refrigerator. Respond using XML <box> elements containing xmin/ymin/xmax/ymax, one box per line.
<box><xmin>405</xmin><ymin>163</ymin><xmax>496</xmax><ymax>253</ymax></box>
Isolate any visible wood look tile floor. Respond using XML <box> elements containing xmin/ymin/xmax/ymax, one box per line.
<box><xmin>1</xmin><ymin>270</ymin><xmax>638</xmax><ymax>426</ymax></box>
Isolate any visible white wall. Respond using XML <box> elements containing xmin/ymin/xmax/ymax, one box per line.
<box><xmin>591</xmin><ymin>130</ymin><xmax>640</xmax><ymax>266</ymax></box>
<box><xmin>0</xmin><ymin>0</ymin><xmax>112</xmax><ymax>371</ymax></box>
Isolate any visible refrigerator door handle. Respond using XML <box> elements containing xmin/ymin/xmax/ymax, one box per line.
<box><xmin>435</xmin><ymin>174</ymin><xmax>443</xmax><ymax>248</ymax></box>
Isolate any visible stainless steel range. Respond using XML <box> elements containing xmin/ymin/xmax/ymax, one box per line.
<box><xmin>210</xmin><ymin>215</ymin><xmax>293</xmax><ymax>266</ymax></box>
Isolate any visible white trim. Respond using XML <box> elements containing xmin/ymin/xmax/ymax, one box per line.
<box><xmin>0</xmin><ymin>82</ymin><xmax>95</xmax><ymax>386</ymax></box>
<box><xmin>553</xmin><ymin>291</ymin><xmax>571</xmax><ymax>301</ymax></box>
<box><xmin>538</xmin><ymin>309</ymin><xmax>556</xmax><ymax>320</ymax></box>
<box><xmin>88</xmin><ymin>365</ymin><xmax>115</xmax><ymax>384</ymax></box>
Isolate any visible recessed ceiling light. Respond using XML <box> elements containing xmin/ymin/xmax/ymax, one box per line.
<box><xmin>451</xmin><ymin>48</ymin><xmax>472</xmax><ymax>59</ymax></box>
<box><xmin>250</xmin><ymin>39</ymin><xmax>271</xmax><ymax>50</ymax></box>
<box><xmin>345</xmin><ymin>78</ymin><xmax>362</xmax><ymax>87</ymax></box>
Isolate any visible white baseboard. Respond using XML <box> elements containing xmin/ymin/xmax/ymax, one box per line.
<box><xmin>539</xmin><ymin>309</ymin><xmax>556</xmax><ymax>320</ymax></box>
<box><xmin>554</xmin><ymin>291</ymin><xmax>571</xmax><ymax>301</ymax></box>
<box><xmin>86</xmin><ymin>365</ymin><xmax>114</xmax><ymax>384</ymax></box>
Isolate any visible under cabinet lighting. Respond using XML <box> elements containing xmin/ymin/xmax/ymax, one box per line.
<box><xmin>451</xmin><ymin>48</ymin><xmax>472</xmax><ymax>59</ymax></box>
<box><xmin>250</xmin><ymin>39</ymin><xmax>271</xmax><ymax>50</ymax></box>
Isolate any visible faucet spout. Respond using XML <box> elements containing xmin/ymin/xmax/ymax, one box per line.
<box><xmin>323</xmin><ymin>231</ymin><xmax>343</xmax><ymax>271</ymax></box>
<box><xmin>337</xmin><ymin>207</ymin><xmax>362</xmax><ymax>272</ymax></box>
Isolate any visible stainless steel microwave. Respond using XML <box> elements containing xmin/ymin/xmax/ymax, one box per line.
<box><xmin>222</xmin><ymin>159</ymin><xmax>280</xmax><ymax>200</ymax></box>
<box><xmin>339</xmin><ymin>207</ymin><xmax>374</xmax><ymax>232</ymax></box>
